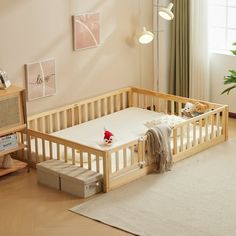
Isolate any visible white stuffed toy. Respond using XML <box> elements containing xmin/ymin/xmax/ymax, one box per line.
<box><xmin>181</xmin><ymin>102</ymin><xmax>196</xmax><ymax>118</ymax></box>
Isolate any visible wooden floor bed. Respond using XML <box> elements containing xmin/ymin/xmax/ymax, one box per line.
<box><xmin>20</xmin><ymin>87</ymin><xmax>228</xmax><ymax>192</ymax></box>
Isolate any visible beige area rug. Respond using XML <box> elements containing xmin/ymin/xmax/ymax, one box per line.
<box><xmin>70</xmin><ymin>139</ymin><xmax>236</xmax><ymax>236</ymax></box>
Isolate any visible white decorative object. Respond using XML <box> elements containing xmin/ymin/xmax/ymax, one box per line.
<box><xmin>2</xmin><ymin>154</ymin><xmax>13</xmax><ymax>169</ymax></box>
<box><xmin>0</xmin><ymin>69</ymin><xmax>11</xmax><ymax>89</ymax></box>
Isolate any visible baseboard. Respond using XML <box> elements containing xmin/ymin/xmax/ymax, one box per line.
<box><xmin>229</xmin><ymin>112</ymin><xmax>236</xmax><ymax>119</ymax></box>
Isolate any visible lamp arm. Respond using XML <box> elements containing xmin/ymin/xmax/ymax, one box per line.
<box><xmin>153</xmin><ymin>3</ymin><xmax>174</xmax><ymax>9</ymax></box>
<box><xmin>153</xmin><ymin>30</ymin><xmax>164</xmax><ymax>33</ymax></box>
<box><xmin>153</xmin><ymin>4</ymin><xmax>165</xmax><ymax>7</ymax></box>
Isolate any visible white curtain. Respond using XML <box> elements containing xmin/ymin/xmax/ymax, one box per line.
<box><xmin>189</xmin><ymin>0</ymin><xmax>209</xmax><ymax>100</ymax></box>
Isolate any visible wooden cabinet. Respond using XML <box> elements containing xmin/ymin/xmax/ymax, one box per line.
<box><xmin>0</xmin><ymin>86</ymin><xmax>28</xmax><ymax>176</ymax></box>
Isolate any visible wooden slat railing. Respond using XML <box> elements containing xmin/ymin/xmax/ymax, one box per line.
<box><xmin>28</xmin><ymin>88</ymin><xmax>132</xmax><ymax>133</ymax></box>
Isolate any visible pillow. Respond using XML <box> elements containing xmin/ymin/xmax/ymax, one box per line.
<box><xmin>144</xmin><ymin>115</ymin><xmax>186</xmax><ymax>129</ymax></box>
<box><xmin>144</xmin><ymin>115</ymin><xmax>188</xmax><ymax>138</ymax></box>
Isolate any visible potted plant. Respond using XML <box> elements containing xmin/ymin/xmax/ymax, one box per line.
<box><xmin>221</xmin><ymin>42</ymin><xmax>236</xmax><ymax>95</ymax></box>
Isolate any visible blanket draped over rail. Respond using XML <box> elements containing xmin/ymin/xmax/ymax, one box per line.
<box><xmin>146</xmin><ymin>124</ymin><xmax>173</xmax><ymax>172</ymax></box>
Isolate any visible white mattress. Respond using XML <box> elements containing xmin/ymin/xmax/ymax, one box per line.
<box><xmin>51</xmin><ymin>107</ymin><xmax>183</xmax><ymax>151</ymax></box>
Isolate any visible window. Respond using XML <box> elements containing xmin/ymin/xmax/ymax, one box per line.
<box><xmin>209</xmin><ymin>0</ymin><xmax>236</xmax><ymax>53</ymax></box>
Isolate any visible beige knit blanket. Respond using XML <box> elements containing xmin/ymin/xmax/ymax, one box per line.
<box><xmin>146</xmin><ymin>124</ymin><xmax>173</xmax><ymax>172</ymax></box>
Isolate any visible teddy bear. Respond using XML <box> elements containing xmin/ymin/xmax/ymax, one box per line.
<box><xmin>195</xmin><ymin>102</ymin><xmax>208</xmax><ymax>114</ymax></box>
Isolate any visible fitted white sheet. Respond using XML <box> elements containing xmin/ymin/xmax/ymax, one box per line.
<box><xmin>51</xmin><ymin>107</ymin><xmax>184</xmax><ymax>151</ymax></box>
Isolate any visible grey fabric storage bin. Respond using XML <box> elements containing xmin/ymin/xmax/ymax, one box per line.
<box><xmin>60</xmin><ymin>166</ymin><xmax>103</xmax><ymax>198</ymax></box>
<box><xmin>36</xmin><ymin>160</ymin><xmax>71</xmax><ymax>190</ymax></box>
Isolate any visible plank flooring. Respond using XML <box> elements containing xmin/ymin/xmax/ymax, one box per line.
<box><xmin>0</xmin><ymin>170</ymin><xmax>131</xmax><ymax>236</ymax></box>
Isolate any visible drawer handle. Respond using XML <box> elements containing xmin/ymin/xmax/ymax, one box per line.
<box><xmin>88</xmin><ymin>181</ymin><xmax>100</xmax><ymax>188</ymax></box>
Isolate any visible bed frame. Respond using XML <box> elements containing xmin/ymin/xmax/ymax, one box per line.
<box><xmin>21</xmin><ymin>87</ymin><xmax>228</xmax><ymax>192</ymax></box>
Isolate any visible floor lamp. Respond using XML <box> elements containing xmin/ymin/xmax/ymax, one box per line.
<box><xmin>138</xmin><ymin>2</ymin><xmax>174</xmax><ymax>45</ymax></box>
<box><xmin>138</xmin><ymin>1</ymin><xmax>174</xmax><ymax>91</ymax></box>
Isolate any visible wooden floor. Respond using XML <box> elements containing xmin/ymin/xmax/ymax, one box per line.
<box><xmin>1</xmin><ymin>118</ymin><xmax>236</xmax><ymax>236</ymax></box>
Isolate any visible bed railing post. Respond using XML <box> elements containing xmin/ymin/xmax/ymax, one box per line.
<box><xmin>138</xmin><ymin>138</ymin><xmax>143</xmax><ymax>163</ymax></box>
<box><xmin>173</xmin><ymin>128</ymin><xmax>178</xmax><ymax>155</ymax></box>
<box><xmin>26</xmin><ymin>131</ymin><xmax>32</xmax><ymax>165</ymax></box>
<box><xmin>224</xmin><ymin>105</ymin><xmax>229</xmax><ymax>141</ymax></box>
<box><xmin>128</xmin><ymin>89</ymin><xmax>133</xmax><ymax>107</ymax></box>
<box><xmin>102</xmin><ymin>152</ymin><xmax>110</xmax><ymax>193</ymax></box>
<box><xmin>138</xmin><ymin>136</ymin><xmax>146</xmax><ymax>167</ymax></box>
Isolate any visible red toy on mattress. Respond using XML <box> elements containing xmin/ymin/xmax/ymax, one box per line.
<box><xmin>104</xmin><ymin>129</ymin><xmax>114</xmax><ymax>145</ymax></box>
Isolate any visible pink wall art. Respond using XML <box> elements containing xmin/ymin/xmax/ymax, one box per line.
<box><xmin>73</xmin><ymin>12</ymin><xmax>100</xmax><ymax>50</ymax></box>
<box><xmin>25</xmin><ymin>58</ymin><xmax>56</xmax><ymax>101</ymax></box>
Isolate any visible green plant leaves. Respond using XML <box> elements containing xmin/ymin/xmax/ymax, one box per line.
<box><xmin>229</xmin><ymin>70</ymin><xmax>236</xmax><ymax>76</ymax></box>
<box><xmin>231</xmin><ymin>49</ymin><xmax>236</xmax><ymax>56</ymax></box>
<box><xmin>221</xmin><ymin>42</ymin><xmax>236</xmax><ymax>95</ymax></box>
<box><xmin>221</xmin><ymin>85</ymin><xmax>236</xmax><ymax>95</ymax></box>
<box><xmin>224</xmin><ymin>76</ymin><xmax>236</xmax><ymax>85</ymax></box>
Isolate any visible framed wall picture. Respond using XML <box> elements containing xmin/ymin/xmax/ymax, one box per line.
<box><xmin>25</xmin><ymin>58</ymin><xmax>56</xmax><ymax>101</ymax></box>
<box><xmin>73</xmin><ymin>12</ymin><xmax>100</xmax><ymax>50</ymax></box>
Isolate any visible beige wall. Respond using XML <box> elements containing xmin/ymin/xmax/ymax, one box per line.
<box><xmin>0</xmin><ymin>0</ymin><xmax>153</xmax><ymax>115</ymax></box>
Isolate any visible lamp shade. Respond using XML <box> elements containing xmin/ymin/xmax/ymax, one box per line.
<box><xmin>138</xmin><ymin>27</ymin><xmax>154</xmax><ymax>44</ymax></box>
<box><xmin>158</xmin><ymin>3</ymin><xmax>174</xmax><ymax>21</ymax></box>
